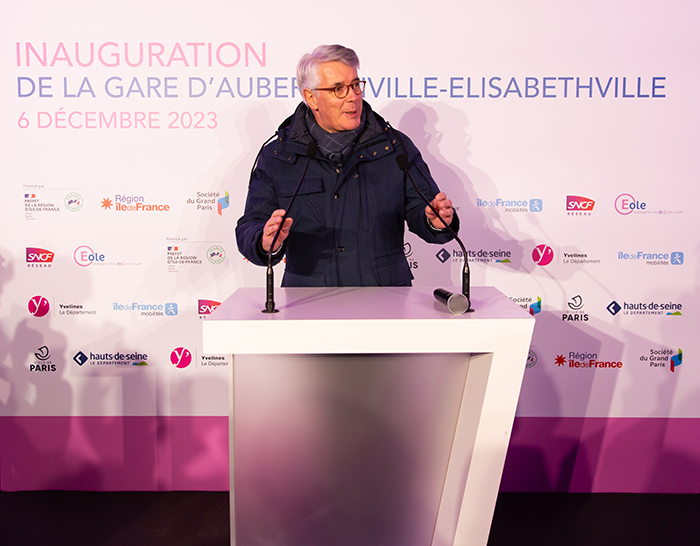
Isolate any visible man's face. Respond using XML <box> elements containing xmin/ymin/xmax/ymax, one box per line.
<box><xmin>305</xmin><ymin>61</ymin><xmax>363</xmax><ymax>133</ymax></box>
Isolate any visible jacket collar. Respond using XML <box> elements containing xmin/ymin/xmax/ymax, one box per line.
<box><xmin>279</xmin><ymin>101</ymin><xmax>387</xmax><ymax>147</ymax></box>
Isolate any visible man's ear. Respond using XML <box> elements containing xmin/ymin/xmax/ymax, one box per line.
<box><xmin>303</xmin><ymin>89</ymin><xmax>318</xmax><ymax>110</ymax></box>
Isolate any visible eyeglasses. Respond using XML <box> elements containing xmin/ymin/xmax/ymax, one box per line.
<box><xmin>313</xmin><ymin>80</ymin><xmax>366</xmax><ymax>99</ymax></box>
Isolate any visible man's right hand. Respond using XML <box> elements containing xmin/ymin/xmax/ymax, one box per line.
<box><xmin>262</xmin><ymin>209</ymin><xmax>293</xmax><ymax>252</ymax></box>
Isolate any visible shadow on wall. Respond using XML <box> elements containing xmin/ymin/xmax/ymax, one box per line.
<box><xmin>378</xmin><ymin>101</ymin><xmax>537</xmax><ymax>283</ymax></box>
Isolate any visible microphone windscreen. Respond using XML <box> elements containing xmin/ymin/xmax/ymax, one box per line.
<box><xmin>395</xmin><ymin>154</ymin><xmax>409</xmax><ymax>171</ymax></box>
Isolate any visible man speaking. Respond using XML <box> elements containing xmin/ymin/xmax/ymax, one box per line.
<box><xmin>236</xmin><ymin>44</ymin><xmax>459</xmax><ymax>287</ymax></box>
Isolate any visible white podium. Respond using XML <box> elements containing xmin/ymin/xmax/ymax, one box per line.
<box><xmin>203</xmin><ymin>286</ymin><xmax>534</xmax><ymax>546</ymax></box>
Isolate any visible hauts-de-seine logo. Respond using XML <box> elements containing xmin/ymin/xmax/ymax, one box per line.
<box><xmin>563</xmin><ymin>295</ymin><xmax>588</xmax><ymax>322</ymax></box>
<box><xmin>26</xmin><ymin>247</ymin><xmax>55</xmax><ymax>268</ymax></box>
<box><xmin>566</xmin><ymin>195</ymin><xmax>595</xmax><ymax>216</ymax></box>
<box><xmin>436</xmin><ymin>248</ymin><xmax>450</xmax><ymax>263</ymax></box>
<box><xmin>438</xmin><ymin>247</ymin><xmax>512</xmax><ymax>264</ymax></box>
<box><xmin>73</xmin><ymin>350</ymin><xmax>148</xmax><ymax>366</ymax></box>
<box><xmin>607</xmin><ymin>299</ymin><xmax>682</xmax><ymax>316</ymax></box>
<box><xmin>555</xmin><ymin>352</ymin><xmax>624</xmax><ymax>370</ymax></box>
<box><xmin>532</xmin><ymin>244</ymin><xmax>554</xmax><ymax>266</ymax></box>
<box><xmin>476</xmin><ymin>197</ymin><xmax>543</xmax><ymax>213</ymax></box>
<box><xmin>28</xmin><ymin>295</ymin><xmax>51</xmax><ymax>317</ymax></box>
<box><xmin>101</xmin><ymin>194</ymin><xmax>170</xmax><ymax>212</ymax></box>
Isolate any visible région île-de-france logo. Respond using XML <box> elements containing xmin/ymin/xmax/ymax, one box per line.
<box><xmin>171</xmin><ymin>347</ymin><xmax>193</xmax><ymax>369</ymax></box>
<box><xmin>26</xmin><ymin>247</ymin><xmax>55</xmax><ymax>268</ymax></box>
<box><xmin>28</xmin><ymin>295</ymin><xmax>50</xmax><ymax>317</ymax></box>
<box><xmin>532</xmin><ymin>244</ymin><xmax>554</xmax><ymax>266</ymax></box>
<box><xmin>556</xmin><ymin>352</ymin><xmax>623</xmax><ymax>370</ymax></box>
<box><xmin>101</xmin><ymin>194</ymin><xmax>170</xmax><ymax>212</ymax></box>
<box><xmin>566</xmin><ymin>195</ymin><xmax>595</xmax><ymax>216</ymax></box>
<box><xmin>615</xmin><ymin>193</ymin><xmax>647</xmax><ymax>215</ymax></box>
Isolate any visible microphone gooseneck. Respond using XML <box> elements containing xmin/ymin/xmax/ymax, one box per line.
<box><xmin>392</xmin><ymin>127</ymin><xmax>473</xmax><ymax>313</ymax></box>
<box><xmin>262</xmin><ymin>141</ymin><xmax>318</xmax><ymax>313</ymax></box>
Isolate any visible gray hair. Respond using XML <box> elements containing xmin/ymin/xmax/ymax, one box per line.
<box><xmin>297</xmin><ymin>44</ymin><xmax>360</xmax><ymax>105</ymax></box>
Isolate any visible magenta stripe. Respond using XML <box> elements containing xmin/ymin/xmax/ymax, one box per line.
<box><xmin>500</xmin><ymin>416</ymin><xmax>700</xmax><ymax>493</ymax></box>
<box><xmin>2</xmin><ymin>416</ymin><xmax>700</xmax><ymax>492</ymax></box>
<box><xmin>0</xmin><ymin>416</ymin><xmax>229</xmax><ymax>491</ymax></box>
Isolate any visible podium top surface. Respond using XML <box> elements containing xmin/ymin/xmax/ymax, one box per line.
<box><xmin>203</xmin><ymin>287</ymin><xmax>534</xmax><ymax>355</ymax></box>
<box><xmin>210</xmin><ymin>286</ymin><xmax>531</xmax><ymax>322</ymax></box>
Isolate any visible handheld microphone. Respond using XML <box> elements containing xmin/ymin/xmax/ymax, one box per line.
<box><xmin>392</xmin><ymin>129</ymin><xmax>473</xmax><ymax>313</ymax></box>
<box><xmin>433</xmin><ymin>288</ymin><xmax>470</xmax><ymax>315</ymax></box>
<box><xmin>263</xmin><ymin>141</ymin><xmax>318</xmax><ymax>313</ymax></box>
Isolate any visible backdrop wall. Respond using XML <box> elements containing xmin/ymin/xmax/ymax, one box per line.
<box><xmin>1</xmin><ymin>0</ymin><xmax>698</xmax><ymax>493</ymax></box>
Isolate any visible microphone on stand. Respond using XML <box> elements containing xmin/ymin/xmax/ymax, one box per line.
<box><xmin>394</xmin><ymin>148</ymin><xmax>473</xmax><ymax>314</ymax></box>
<box><xmin>263</xmin><ymin>141</ymin><xmax>318</xmax><ymax>313</ymax></box>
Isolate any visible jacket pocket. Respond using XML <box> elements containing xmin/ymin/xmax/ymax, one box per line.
<box><xmin>278</xmin><ymin>177</ymin><xmax>324</xmax><ymax>198</ymax></box>
<box><xmin>373</xmin><ymin>258</ymin><xmax>414</xmax><ymax>287</ymax></box>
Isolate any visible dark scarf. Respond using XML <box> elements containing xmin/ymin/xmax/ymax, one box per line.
<box><xmin>305</xmin><ymin>108</ymin><xmax>366</xmax><ymax>164</ymax></box>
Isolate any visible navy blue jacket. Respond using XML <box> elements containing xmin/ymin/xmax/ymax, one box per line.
<box><xmin>235</xmin><ymin>101</ymin><xmax>459</xmax><ymax>287</ymax></box>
